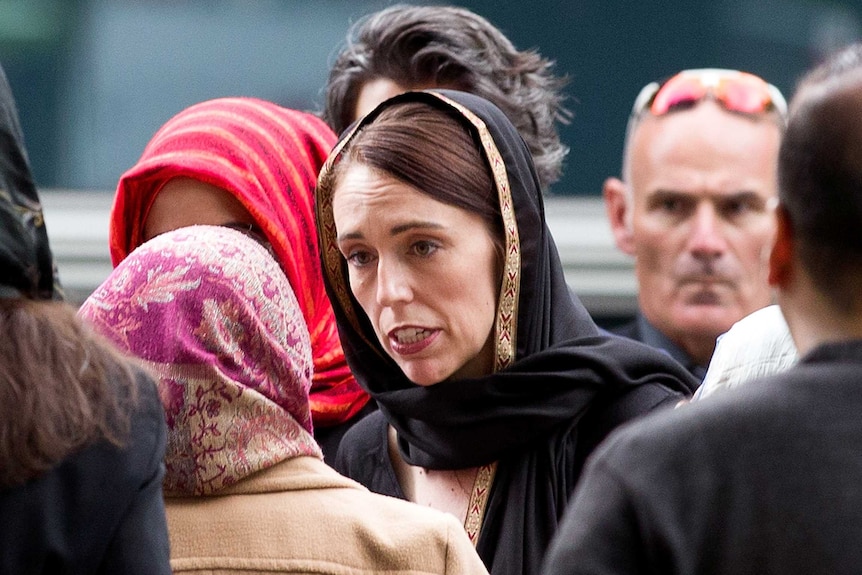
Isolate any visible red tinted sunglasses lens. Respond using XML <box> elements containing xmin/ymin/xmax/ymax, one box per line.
<box><xmin>716</xmin><ymin>77</ymin><xmax>773</xmax><ymax>114</ymax></box>
<box><xmin>649</xmin><ymin>76</ymin><xmax>707</xmax><ymax>115</ymax></box>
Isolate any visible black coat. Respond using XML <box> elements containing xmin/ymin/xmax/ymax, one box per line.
<box><xmin>0</xmin><ymin>372</ymin><xmax>171</xmax><ymax>574</ymax></box>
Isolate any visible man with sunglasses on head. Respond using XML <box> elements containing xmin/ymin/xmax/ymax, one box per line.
<box><xmin>603</xmin><ymin>69</ymin><xmax>787</xmax><ymax>382</ymax></box>
<box><xmin>543</xmin><ymin>49</ymin><xmax>862</xmax><ymax>574</ymax></box>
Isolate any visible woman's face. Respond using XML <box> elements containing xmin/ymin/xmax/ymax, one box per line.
<box><xmin>143</xmin><ymin>177</ymin><xmax>258</xmax><ymax>242</ymax></box>
<box><xmin>332</xmin><ymin>163</ymin><xmax>500</xmax><ymax>386</ymax></box>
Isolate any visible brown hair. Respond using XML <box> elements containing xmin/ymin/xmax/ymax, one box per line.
<box><xmin>323</xmin><ymin>4</ymin><xmax>569</xmax><ymax>191</ymax></box>
<box><xmin>326</xmin><ymin>99</ymin><xmax>504</xmax><ymax>256</ymax></box>
<box><xmin>0</xmin><ymin>299</ymin><xmax>140</xmax><ymax>487</ymax></box>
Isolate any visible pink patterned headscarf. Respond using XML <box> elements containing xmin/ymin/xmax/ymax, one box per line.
<box><xmin>79</xmin><ymin>225</ymin><xmax>322</xmax><ymax>496</ymax></box>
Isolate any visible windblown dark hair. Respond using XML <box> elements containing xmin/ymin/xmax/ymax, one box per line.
<box><xmin>779</xmin><ymin>42</ymin><xmax>862</xmax><ymax>312</ymax></box>
<box><xmin>0</xmin><ymin>299</ymin><xmax>140</xmax><ymax>487</ymax></box>
<box><xmin>323</xmin><ymin>4</ymin><xmax>570</xmax><ymax>191</ymax></box>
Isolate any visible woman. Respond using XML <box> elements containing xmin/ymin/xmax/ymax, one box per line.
<box><xmin>0</xmin><ymin>65</ymin><xmax>170</xmax><ymax>573</ymax></box>
<box><xmin>315</xmin><ymin>90</ymin><xmax>699</xmax><ymax>574</ymax></box>
<box><xmin>79</xmin><ymin>225</ymin><xmax>489</xmax><ymax>574</ymax></box>
<box><xmin>109</xmin><ymin>98</ymin><xmax>371</xmax><ymax>460</ymax></box>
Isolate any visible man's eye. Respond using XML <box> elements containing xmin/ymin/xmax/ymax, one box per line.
<box><xmin>658</xmin><ymin>198</ymin><xmax>683</xmax><ymax>213</ymax></box>
<box><xmin>723</xmin><ymin>200</ymin><xmax>747</xmax><ymax>217</ymax></box>
<box><xmin>721</xmin><ymin>198</ymin><xmax>760</xmax><ymax>218</ymax></box>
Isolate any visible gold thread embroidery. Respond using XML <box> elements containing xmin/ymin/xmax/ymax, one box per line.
<box><xmin>315</xmin><ymin>127</ymin><xmax>366</xmax><ymax>337</ymax></box>
<box><xmin>430</xmin><ymin>93</ymin><xmax>520</xmax><ymax>372</ymax></box>
<box><xmin>464</xmin><ymin>462</ymin><xmax>498</xmax><ymax>547</ymax></box>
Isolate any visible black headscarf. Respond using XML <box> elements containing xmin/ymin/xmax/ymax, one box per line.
<box><xmin>0</xmin><ymin>65</ymin><xmax>59</xmax><ymax>301</ymax></box>
<box><xmin>316</xmin><ymin>90</ymin><xmax>697</xmax><ymax>573</ymax></box>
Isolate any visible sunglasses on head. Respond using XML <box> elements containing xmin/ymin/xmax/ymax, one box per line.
<box><xmin>630</xmin><ymin>68</ymin><xmax>788</xmax><ymax>122</ymax></box>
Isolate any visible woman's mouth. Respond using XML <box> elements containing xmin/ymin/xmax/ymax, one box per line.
<box><xmin>388</xmin><ymin>327</ymin><xmax>438</xmax><ymax>355</ymax></box>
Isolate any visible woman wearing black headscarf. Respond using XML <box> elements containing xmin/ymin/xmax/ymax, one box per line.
<box><xmin>315</xmin><ymin>90</ymin><xmax>699</xmax><ymax>575</ymax></box>
<box><xmin>0</xmin><ymin>65</ymin><xmax>171</xmax><ymax>574</ymax></box>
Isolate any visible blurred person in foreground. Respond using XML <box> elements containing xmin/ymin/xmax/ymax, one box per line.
<box><xmin>604</xmin><ymin>68</ymin><xmax>786</xmax><ymax>381</ymax></box>
<box><xmin>543</xmin><ymin>47</ymin><xmax>862</xmax><ymax>575</ymax></box>
<box><xmin>0</xmin><ymin>64</ymin><xmax>170</xmax><ymax>573</ymax></box>
<box><xmin>323</xmin><ymin>3</ymin><xmax>569</xmax><ymax>193</ymax></box>
<box><xmin>79</xmin><ymin>225</ymin><xmax>489</xmax><ymax>574</ymax></box>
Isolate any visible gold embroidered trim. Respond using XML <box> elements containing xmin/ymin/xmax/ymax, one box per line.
<box><xmin>464</xmin><ymin>461</ymin><xmax>498</xmax><ymax>547</ymax></box>
<box><xmin>430</xmin><ymin>93</ymin><xmax>520</xmax><ymax>372</ymax></box>
<box><xmin>315</xmin><ymin>125</ymin><xmax>363</xmax><ymax>336</ymax></box>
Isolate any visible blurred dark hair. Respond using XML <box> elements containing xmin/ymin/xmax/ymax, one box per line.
<box><xmin>323</xmin><ymin>3</ymin><xmax>570</xmax><ymax>191</ymax></box>
<box><xmin>0</xmin><ymin>299</ymin><xmax>140</xmax><ymax>487</ymax></box>
<box><xmin>779</xmin><ymin>43</ymin><xmax>862</xmax><ymax>311</ymax></box>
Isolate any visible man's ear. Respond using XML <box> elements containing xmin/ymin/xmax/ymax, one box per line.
<box><xmin>768</xmin><ymin>205</ymin><xmax>793</xmax><ymax>288</ymax></box>
<box><xmin>603</xmin><ymin>177</ymin><xmax>635</xmax><ymax>255</ymax></box>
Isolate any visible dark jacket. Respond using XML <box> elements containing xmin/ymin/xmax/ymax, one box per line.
<box><xmin>0</xmin><ymin>372</ymin><xmax>171</xmax><ymax>574</ymax></box>
<box><xmin>544</xmin><ymin>340</ymin><xmax>862</xmax><ymax>575</ymax></box>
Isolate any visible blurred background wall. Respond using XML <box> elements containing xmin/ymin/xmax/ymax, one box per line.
<box><xmin>3</xmin><ymin>0</ymin><xmax>860</xmax><ymax>318</ymax></box>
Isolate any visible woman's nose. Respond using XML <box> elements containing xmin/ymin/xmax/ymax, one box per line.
<box><xmin>376</xmin><ymin>257</ymin><xmax>413</xmax><ymax>306</ymax></box>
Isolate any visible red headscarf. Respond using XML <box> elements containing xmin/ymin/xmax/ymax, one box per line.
<box><xmin>110</xmin><ymin>97</ymin><xmax>369</xmax><ymax>427</ymax></box>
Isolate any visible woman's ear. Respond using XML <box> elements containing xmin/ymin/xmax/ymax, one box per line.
<box><xmin>603</xmin><ymin>177</ymin><xmax>635</xmax><ymax>255</ymax></box>
<box><xmin>768</xmin><ymin>205</ymin><xmax>793</xmax><ymax>289</ymax></box>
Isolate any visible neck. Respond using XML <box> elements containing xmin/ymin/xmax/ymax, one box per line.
<box><xmin>677</xmin><ymin>335</ymin><xmax>714</xmax><ymax>369</ymax></box>
<box><xmin>780</xmin><ymin>282</ymin><xmax>862</xmax><ymax>357</ymax></box>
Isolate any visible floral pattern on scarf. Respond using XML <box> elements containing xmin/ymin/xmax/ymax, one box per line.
<box><xmin>79</xmin><ymin>225</ymin><xmax>322</xmax><ymax>495</ymax></box>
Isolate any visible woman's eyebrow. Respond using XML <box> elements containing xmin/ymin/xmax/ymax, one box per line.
<box><xmin>337</xmin><ymin>220</ymin><xmax>444</xmax><ymax>242</ymax></box>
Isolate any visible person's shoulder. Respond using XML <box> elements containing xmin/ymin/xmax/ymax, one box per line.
<box><xmin>94</xmin><ymin>367</ymin><xmax>167</xmax><ymax>488</ymax></box>
<box><xmin>334</xmin><ymin>409</ymin><xmax>387</xmax><ymax>465</ymax></box>
<box><xmin>344</xmin><ymin>490</ymin><xmax>489</xmax><ymax>573</ymax></box>
<box><xmin>302</xmin><ymin>460</ymin><xmax>489</xmax><ymax>573</ymax></box>
<box><xmin>333</xmin><ymin>409</ymin><xmax>403</xmax><ymax>496</ymax></box>
<box><xmin>696</xmin><ymin>305</ymin><xmax>798</xmax><ymax>400</ymax></box>
<box><xmin>607</xmin><ymin>318</ymin><xmax>640</xmax><ymax>341</ymax></box>
<box><xmin>128</xmin><ymin>368</ymin><xmax>168</xmax><ymax>452</ymax></box>
<box><xmin>592</xmin><ymin>371</ymin><xmax>805</xmax><ymax>473</ymax></box>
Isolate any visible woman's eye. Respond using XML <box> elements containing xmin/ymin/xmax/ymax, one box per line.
<box><xmin>346</xmin><ymin>250</ymin><xmax>374</xmax><ymax>267</ymax></box>
<box><xmin>412</xmin><ymin>240</ymin><xmax>439</xmax><ymax>257</ymax></box>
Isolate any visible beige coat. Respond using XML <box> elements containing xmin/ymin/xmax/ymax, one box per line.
<box><xmin>166</xmin><ymin>456</ymin><xmax>489</xmax><ymax>574</ymax></box>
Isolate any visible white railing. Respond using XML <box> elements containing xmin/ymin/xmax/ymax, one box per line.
<box><xmin>41</xmin><ymin>190</ymin><xmax>639</xmax><ymax>318</ymax></box>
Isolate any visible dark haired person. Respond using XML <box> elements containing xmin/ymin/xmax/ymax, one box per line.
<box><xmin>315</xmin><ymin>90</ymin><xmax>698</xmax><ymax>575</ymax></box>
<box><xmin>0</xmin><ymin>64</ymin><xmax>170</xmax><ymax>574</ymax></box>
<box><xmin>603</xmin><ymin>69</ymin><xmax>786</xmax><ymax>381</ymax></box>
<box><xmin>544</xmin><ymin>45</ymin><xmax>862</xmax><ymax>574</ymax></box>
<box><xmin>323</xmin><ymin>3</ymin><xmax>569</xmax><ymax>192</ymax></box>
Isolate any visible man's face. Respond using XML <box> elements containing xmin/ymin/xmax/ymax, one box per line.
<box><xmin>621</xmin><ymin>101</ymin><xmax>781</xmax><ymax>360</ymax></box>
